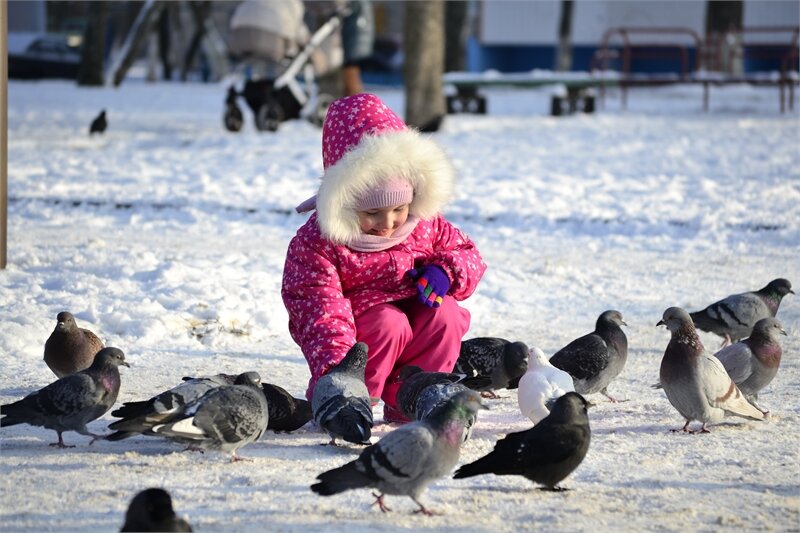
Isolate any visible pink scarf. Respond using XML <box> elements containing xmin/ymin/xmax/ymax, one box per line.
<box><xmin>346</xmin><ymin>216</ymin><xmax>420</xmax><ymax>252</ymax></box>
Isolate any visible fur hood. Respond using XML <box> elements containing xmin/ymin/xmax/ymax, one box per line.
<box><xmin>315</xmin><ymin>129</ymin><xmax>455</xmax><ymax>245</ymax></box>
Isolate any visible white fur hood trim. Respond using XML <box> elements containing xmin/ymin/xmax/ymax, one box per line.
<box><xmin>315</xmin><ymin>129</ymin><xmax>454</xmax><ymax>245</ymax></box>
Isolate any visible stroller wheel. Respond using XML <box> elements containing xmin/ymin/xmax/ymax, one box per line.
<box><xmin>224</xmin><ymin>103</ymin><xmax>244</xmax><ymax>132</ymax></box>
<box><xmin>256</xmin><ymin>100</ymin><xmax>284</xmax><ymax>132</ymax></box>
<box><xmin>310</xmin><ymin>93</ymin><xmax>335</xmax><ymax>128</ymax></box>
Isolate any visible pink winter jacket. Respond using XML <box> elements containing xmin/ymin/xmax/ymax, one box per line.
<box><xmin>282</xmin><ymin>213</ymin><xmax>486</xmax><ymax>396</ymax></box>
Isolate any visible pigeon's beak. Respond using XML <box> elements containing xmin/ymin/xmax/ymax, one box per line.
<box><xmin>621</xmin><ymin>320</ymin><xmax>628</xmax><ymax>327</ymax></box>
<box><xmin>790</xmin><ymin>289</ymin><xmax>795</xmax><ymax>295</ymax></box>
<box><xmin>656</xmin><ymin>319</ymin><xmax>666</xmax><ymax>327</ymax></box>
<box><xmin>779</xmin><ymin>327</ymin><xmax>788</xmax><ymax>336</ymax></box>
<box><xmin>479</xmin><ymin>400</ymin><xmax>490</xmax><ymax>411</ymax></box>
<box><xmin>121</xmin><ymin>361</ymin><xmax>131</xmax><ymax>368</ymax></box>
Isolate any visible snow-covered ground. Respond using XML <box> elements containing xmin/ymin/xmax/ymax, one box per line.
<box><xmin>2</xmin><ymin>79</ymin><xmax>799</xmax><ymax>532</ymax></box>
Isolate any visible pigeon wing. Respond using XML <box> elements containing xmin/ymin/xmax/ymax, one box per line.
<box><xmin>192</xmin><ymin>387</ymin><xmax>267</xmax><ymax>445</ymax></box>
<box><xmin>699</xmin><ymin>354</ymin><xmax>763</xmax><ymax>419</ymax></box>
<box><xmin>713</xmin><ymin>343</ymin><xmax>755</xmax><ymax>385</ymax></box>
<box><xmin>549</xmin><ymin>334</ymin><xmax>610</xmax><ymax>380</ymax></box>
<box><xmin>356</xmin><ymin>424</ymin><xmax>434</xmax><ymax>485</ymax></box>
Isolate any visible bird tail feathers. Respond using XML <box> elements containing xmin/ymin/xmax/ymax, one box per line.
<box><xmin>311</xmin><ymin>462</ymin><xmax>370</xmax><ymax>495</ymax></box>
<box><xmin>453</xmin><ymin>452</ymin><xmax>503</xmax><ymax>479</ymax></box>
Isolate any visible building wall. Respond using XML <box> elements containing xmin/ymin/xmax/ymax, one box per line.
<box><xmin>470</xmin><ymin>0</ymin><xmax>799</xmax><ymax>73</ymax></box>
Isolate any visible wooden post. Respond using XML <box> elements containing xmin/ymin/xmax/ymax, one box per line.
<box><xmin>1</xmin><ymin>0</ymin><xmax>8</xmax><ymax>268</ymax></box>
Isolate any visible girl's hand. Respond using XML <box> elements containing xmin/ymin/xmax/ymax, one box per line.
<box><xmin>406</xmin><ymin>265</ymin><xmax>450</xmax><ymax>308</ymax></box>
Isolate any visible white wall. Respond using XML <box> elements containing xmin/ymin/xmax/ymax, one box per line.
<box><xmin>479</xmin><ymin>0</ymin><xmax>799</xmax><ymax>46</ymax></box>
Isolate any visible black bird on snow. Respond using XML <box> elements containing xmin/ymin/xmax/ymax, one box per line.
<box><xmin>453</xmin><ymin>392</ymin><xmax>591</xmax><ymax>491</ymax></box>
<box><xmin>90</xmin><ymin>109</ymin><xmax>107</xmax><ymax>135</ymax></box>
<box><xmin>121</xmin><ymin>488</ymin><xmax>193</xmax><ymax>532</ymax></box>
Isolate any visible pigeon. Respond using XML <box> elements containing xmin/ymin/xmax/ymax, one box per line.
<box><xmin>549</xmin><ymin>310</ymin><xmax>628</xmax><ymax>402</ymax></box>
<box><xmin>312</xmin><ymin>342</ymin><xmax>374</xmax><ymax>445</ymax></box>
<box><xmin>1</xmin><ymin>347</ymin><xmax>129</xmax><ymax>447</ymax></box>
<box><xmin>689</xmin><ymin>278</ymin><xmax>793</xmax><ymax>346</ymax></box>
<box><xmin>121</xmin><ymin>488</ymin><xmax>193</xmax><ymax>532</ymax></box>
<box><xmin>261</xmin><ymin>382</ymin><xmax>313</xmax><ymax>432</ymax></box>
<box><xmin>311</xmin><ymin>390</ymin><xmax>488</xmax><ymax>515</ymax></box>
<box><xmin>713</xmin><ymin>317</ymin><xmax>787</xmax><ymax>415</ymax></box>
<box><xmin>657</xmin><ymin>307</ymin><xmax>765</xmax><ymax>433</ymax></box>
<box><xmin>455</xmin><ymin>338</ymin><xmax>530</xmax><ymax>397</ymax></box>
<box><xmin>224</xmin><ymin>86</ymin><xmax>244</xmax><ymax>132</ymax></box>
<box><xmin>395</xmin><ymin>365</ymin><xmax>491</xmax><ymax>421</ymax></box>
<box><xmin>414</xmin><ymin>382</ymin><xmax>480</xmax><ymax>442</ymax></box>
<box><xmin>518</xmin><ymin>346</ymin><xmax>576</xmax><ymax>424</ymax></box>
<box><xmin>148</xmin><ymin>372</ymin><xmax>269</xmax><ymax>461</ymax></box>
<box><xmin>106</xmin><ymin>374</ymin><xmax>237</xmax><ymax>441</ymax></box>
<box><xmin>43</xmin><ymin>311</ymin><xmax>105</xmax><ymax>378</ymax></box>
<box><xmin>89</xmin><ymin>109</ymin><xmax>107</xmax><ymax>135</ymax></box>
<box><xmin>454</xmin><ymin>392</ymin><xmax>591</xmax><ymax>491</ymax></box>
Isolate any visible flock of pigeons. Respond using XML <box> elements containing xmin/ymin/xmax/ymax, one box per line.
<box><xmin>0</xmin><ymin>278</ymin><xmax>793</xmax><ymax>529</ymax></box>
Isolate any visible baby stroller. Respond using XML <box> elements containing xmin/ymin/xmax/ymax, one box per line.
<box><xmin>225</xmin><ymin>0</ymin><xmax>347</xmax><ymax>132</ymax></box>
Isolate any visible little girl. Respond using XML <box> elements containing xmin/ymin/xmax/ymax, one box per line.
<box><xmin>282</xmin><ymin>93</ymin><xmax>486</xmax><ymax>423</ymax></box>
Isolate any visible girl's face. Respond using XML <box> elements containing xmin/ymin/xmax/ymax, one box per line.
<box><xmin>356</xmin><ymin>203</ymin><xmax>410</xmax><ymax>237</ymax></box>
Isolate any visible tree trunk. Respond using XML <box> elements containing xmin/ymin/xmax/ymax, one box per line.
<box><xmin>555</xmin><ymin>0</ymin><xmax>573</xmax><ymax>72</ymax></box>
<box><xmin>109</xmin><ymin>0</ymin><xmax>167</xmax><ymax>86</ymax></box>
<box><xmin>444</xmin><ymin>0</ymin><xmax>468</xmax><ymax>73</ymax></box>
<box><xmin>158</xmin><ymin>5</ymin><xmax>171</xmax><ymax>80</ymax></box>
<box><xmin>77</xmin><ymin>1</ymin><xmax>108</xmax><ymax>86</ymax></box>
<box><xmin>404</xmin><ymin>0</ymin><xmax>445</xmax><ymax>132</ymax></box>
<box><xmin>181</xmin><ymin>1</ymin><xmax>211</xmax><ymax>82</ymax></box>
<box><xmin>705</xmin><ymin>1</ymin><xmax>744</xmax><ymax>75</ymax></box>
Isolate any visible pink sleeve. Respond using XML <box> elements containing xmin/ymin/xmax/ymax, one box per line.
<box><xmin>281</xmin><ymin>232</ymin><xmax>356</xmax><ymax>383</ymax></box>
<box><xmin>427</xmin><ymin>216</ymin><xmax>487</xmax><ymax>300</ymax></box>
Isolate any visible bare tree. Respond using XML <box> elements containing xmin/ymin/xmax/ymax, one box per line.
<box><xmin>404</xmin><ymin>0</ymin><xmax>445</xmax><ymax>132</ymax></box>
<box><xmin>77</xmin><ymin>1</ymin><xmax>108</xmax><ymax>86</ymax></box>
<box><xmin>181</xmin><ymin>1</ymin><xmax>212</xmax><ymax>82</ymax></box>
<box><xmin>109</xmin><ymin>0</ymin><xmax>167</xmax><ymax>86</ymax></box>
<box><xmin>444</xmin><ymin>0</ymin><xmax>468</xmax><ymax>73</ymax></box>
<box><xmin>555</xmin><ymin>0</ymin><xmax>573</xmax><ymax>72</ymax></box>
<box><xmin>705</xmin><ymin>1</ymin><xmax>744</xmax><ymax>75</ymax></box>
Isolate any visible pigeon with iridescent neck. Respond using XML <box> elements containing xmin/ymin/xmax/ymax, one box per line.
<box><xmin>690</xmin><ymin>278</ymin><xmax>793</xmax><ymax>346</ymax></box>
<box><xmin>713</xmin><ymin>317</ymin><xmax>787</xmax><ymax>415</ymax></box>
<box><xmin>311</xmin><ymin>390</ymin><xmax>487</xmax><ymax>515</ymax></box>
<box><xmin>1</xmin><ymin>347</ymin><xmax>129</xmax><ymax>447</ymax></box>
<box><xmin>657</xmin><ymin>307</ymin><xmax>765</xmax><ymax>433</ymax></box>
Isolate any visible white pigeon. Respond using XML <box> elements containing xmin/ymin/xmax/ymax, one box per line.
<box><xmin>517</xmin><ymin>346</ymin><xmax>575</xmax><ymax>424</ymax></box>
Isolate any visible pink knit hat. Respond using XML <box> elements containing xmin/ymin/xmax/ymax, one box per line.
<box><xmin>355</xmin><ymin>177</ymin><xmax>414</xmax><ymax>211</ymax></box>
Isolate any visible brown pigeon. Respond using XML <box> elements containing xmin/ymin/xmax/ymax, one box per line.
<box><xmin>43</xmin><ymin>311</ymin><xmax>105</xmax><ymax>378</ymax></box>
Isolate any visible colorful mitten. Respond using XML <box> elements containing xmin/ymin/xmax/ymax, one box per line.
<box><xmin>406</xmin><ymin>265</ymin><xmax>451</xmax><ymax>308</ymax></box>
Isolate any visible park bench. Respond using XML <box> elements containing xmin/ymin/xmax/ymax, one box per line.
<box><xmin>443</xmin><ymin>71</ymin><xmax>620</xmax><ymax>116</ymax></box>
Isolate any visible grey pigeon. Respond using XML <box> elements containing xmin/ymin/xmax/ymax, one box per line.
<box><xmin>455</xmin><ymin>338</ymin><xmax>530</xmax><ymax>397</ymax></box>
<box><xmin>43</xmin><ymin>311</ymin><xmax>105</xmax><ymax>378</ymax></box>
<box><xmin>90</xmin><ymin>109</ymin><xmax>107</xmax><ymax>135</ymax></box>
<box><xmin>149</xmin><ymin>372</ymin><xmax>269</xmax><ymax>461</ymax></box>
<box><xmin>311</xmin><ymin>390</ymin><xmax>488</xmax><ymax>515</ymax></box>
<box><xmin>453</xmin><ymin>392</ymin><xmax>591</xmax><ymax>491</ymax></box>
<box><xmin>106</xmin><ymin>374</ymin><xmax>236</xmax><ymax>441</ymax></box>
<box><xmin>121</xmin><ymin>488</ymin><xmax>192</xmax><ymax>532</ymax></box>
<box><xmin>549</xmin><ymin>310</ymin><xmax>628</xmax><ymax>402</ymax></box>
<box><xmin>713</xmin><ymin>317</ymin><xmax>787</xmax><ymax>415</ymax></box>
<box><xmin>690</xmin><ymin>278</ymin><xmax>793</xmax><ymax>345</ymax></box>
<box><xmin>1</xmin><ymin>347</ymin><xmax>129</xmax><ymax>447</ymax></box>
<box><xmin>312</xmin><ymin>342</ymin><xmax>374</xmax><ymax>445</ymax></box>
<box><xmin>657</xmin><ymin>307</ymin><xmax>765</xmax><ymax>433</ymax></box>
<box><xmin>395</xmin><ymin>365</ymin><xmax>490</xmax><ymax>421</ymax></box>
<box><xmin>261</xmin><ymin>382</ymin><xmax>313</xmax><ymax>432</ymax></box>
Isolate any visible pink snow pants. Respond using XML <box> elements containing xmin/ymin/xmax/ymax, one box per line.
<box><xmin>354</xmin><ymin>295</ymin><xmax>471</xmax><ymax>413</ymax></box>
